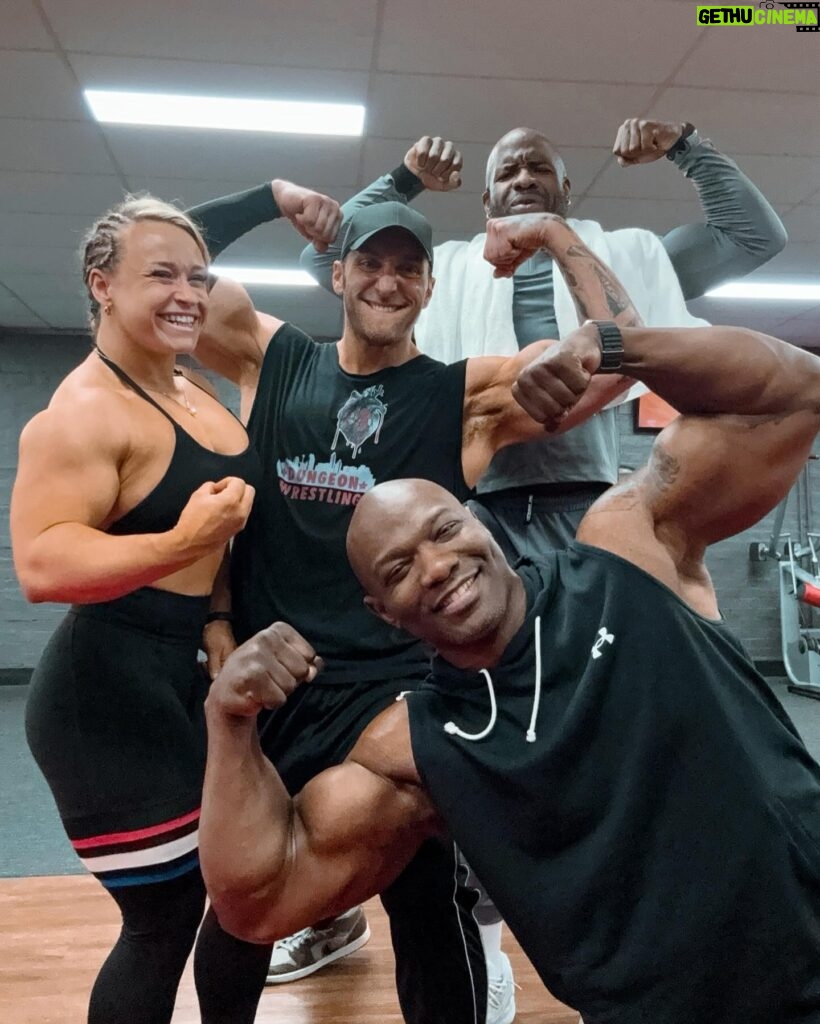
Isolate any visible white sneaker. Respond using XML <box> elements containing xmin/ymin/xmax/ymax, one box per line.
<box><xmin>487</xmin><ymin>951</ymin><xmax>516</xmax><ymax>1024</ymax></box>
<box><xmin>265</xmin><ymin>906</ymin><xmax>371</xmax><ymax>984</ymax></box>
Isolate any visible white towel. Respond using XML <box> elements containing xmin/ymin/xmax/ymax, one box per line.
<box><xmin>414</xmin><ymin>219</ymin><xmax>709</xmax><ymax>405</ymax></box>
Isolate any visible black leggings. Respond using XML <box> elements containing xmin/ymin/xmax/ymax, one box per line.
<box><xmin>87</xmin><ymin>869</ymin><xmax>271</xmax><ymax>1024</ymax></box>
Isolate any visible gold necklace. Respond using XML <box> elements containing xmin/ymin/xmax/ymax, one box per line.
<box><xmin>95</xmin><ymin>346</ymin><xmax>197</xmax><ymax>416</ymax></box>
<box><xmin>144</xmin><ymin>372</ymin><xmax>198</xmax><ymax>417</ymax></box>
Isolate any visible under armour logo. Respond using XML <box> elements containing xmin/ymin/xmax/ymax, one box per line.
<box><xmin>591</xmin><ymin>627</ymin><xmax>615</xmax><ymax>660</ymax></box>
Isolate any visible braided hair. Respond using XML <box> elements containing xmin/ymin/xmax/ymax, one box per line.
<box><xmin>81</xmin><ymin>195</ymin><xmax>209</xmax><ymax>331</ymax></box>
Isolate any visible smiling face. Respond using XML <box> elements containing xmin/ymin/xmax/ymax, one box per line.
<box><xmin>483</xmin><ymin>128</ymin><xmax>570</xmax><ymax>219</ymax></box>
<box><xmin>347</xmin><ymin>480</ymin><xmax>521</xmax><ymax>663</ymax></box>
<box><xmin>88</xmin><ymin>219</ymin><xmax>210</xmax><ymax>356</ymax></box>
<box><xmin>332</xmin><ymin>227</ymin><xmax>434</xmax><ymax>350</ymax></box>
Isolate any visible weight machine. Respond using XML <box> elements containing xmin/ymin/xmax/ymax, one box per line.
<box><xmin>749</xmin><ymin>458</ymin><xmax>820</xmax><ymax>699</ymax></box>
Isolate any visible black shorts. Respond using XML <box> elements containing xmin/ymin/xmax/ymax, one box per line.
<box><xmin>26</xmin><ymin>587</ymin><xmax>210</xmax><ymax>889</ymax></box>
<box><xmin>259</xmin><ymin>672</ymin><xmax>427</xmax><ymax>795</ymax></box>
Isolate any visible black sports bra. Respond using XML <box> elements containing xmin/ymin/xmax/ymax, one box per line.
<box><xmin>96</xmin><ymin>349</ymin><xmax>263</xmax><ymax>536</ymax></box>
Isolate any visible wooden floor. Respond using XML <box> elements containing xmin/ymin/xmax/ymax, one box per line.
<box><xmin>1</xmin><ymin>875</ymin><xmax>578</xmax><ymax>1023</ymax></box>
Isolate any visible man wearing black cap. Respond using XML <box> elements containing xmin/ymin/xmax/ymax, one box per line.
<box><xmin>191</xmin><ymin>188</ymin><xmax>640</xmax><ymax>1024</ymax></box>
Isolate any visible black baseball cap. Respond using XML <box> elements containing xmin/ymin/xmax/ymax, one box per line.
<box><xmin>339</xmin><ymin>202</ymin><xmax>434</xmax><ymax>266</ymax></box>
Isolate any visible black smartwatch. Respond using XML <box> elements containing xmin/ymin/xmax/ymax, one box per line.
<box><xmin>665</xmin><ymin>122</ymin><xmax>696</xmax><ymax>161</ymax></box>
<box><xmin>591</xmin><ymin>320</ymin><xmax>624</xmax><ymax>373</ymax></box>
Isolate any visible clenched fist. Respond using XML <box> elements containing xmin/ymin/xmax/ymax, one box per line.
<box><xmin>404</xmin><ymin>136</ymin><xmax>463</xmax><ymax>192</ymax></box>
<box><xmin>272</xmin><ymin>179</ymin><xmax>342</xmax><ymax>251</ymax></box>
<box><xmin>484</xmin><ymin>213</ymin><xmax>567</xmax><ymax>278</ymax></box>
<box><xmin>208</xmin><ymin>621</ymin><xmax>323</xmax><ymax>718</ymax></box>
<box><xmin>172</xmin><ymin>477</ymin><xmax>255</xmax><ymax>556</ymax></box>
<box><xmin>513</xmin><ymin>324</ymin><xmax>603</xmax><ymax>430</ymax></box>
<box><xmin>613</xmin><ymin>118</ymin><xmax>689</xmax><ymax>167</ymax></box>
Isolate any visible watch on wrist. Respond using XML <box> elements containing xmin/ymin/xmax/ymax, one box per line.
<box><xmin>665</xmin><ymin>122</ymin><xmax>696</xmax><ymax>161</ymax></box>
<box><xmin>591</xmin><ymin>320</ymin><xmax>624</xmax><ymax>373</ymax></box>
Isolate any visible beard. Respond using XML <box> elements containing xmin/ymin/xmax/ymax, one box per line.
<box><xmin>343</xmin><ymin>292</ymin><xmax>417</xmax><ymax>349</ymax></box>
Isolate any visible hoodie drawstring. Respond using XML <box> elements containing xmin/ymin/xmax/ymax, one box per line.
<box><xmin>443</xmin><ymin>614</ymin><xmax>543</xmax><ymax>744</ymax></box>
<box><xmin>444</xmin><ymin>669</ymin><xmax>497</xmax><ymax>741</ymax></box>
<box><xmin>526</xmin><ymin>615</ymin><xmax>542</xmax><ymax>743</ymax></box>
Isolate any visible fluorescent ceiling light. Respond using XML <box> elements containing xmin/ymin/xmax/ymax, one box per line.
<box><xmin>705</xmin><ymin>282</ymin><xmax>820</xmax><ymax>302</ymax></box>
<box><xmin>212</xmin><ymin>266</ymin><xmax>318</xmax><ymax>287</ymax></box>
<box><xmin>84</xmin><ymin>89</ymin><xmax>365</xmax><ymax>136</ymax></box>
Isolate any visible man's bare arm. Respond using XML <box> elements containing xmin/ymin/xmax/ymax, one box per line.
<box><xmin>461</xmin><ymin>215</ymin><xmax>641</xmax><ymax>486</ymax></box>
<box><xmin>200</xmin><ymin>625</ymin><xmax>435</xmax><ymax>943</ymax></box>
<box><xmin>517</xmin><ymin>323</ymin><xmax>820</xmax><ymax>607</ymax></box>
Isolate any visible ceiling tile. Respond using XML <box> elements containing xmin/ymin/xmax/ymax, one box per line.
<box><xmin>367</xmin><ymin>76</ymin><xmax>657</xmax><ymax>146</ymax></box>
<box><xmin>762</xmin><ymin>242</ymin><xmax>820</xmax><ymax>275</ymax></box>
<box><xmin>0</xmin><ymin>212</ymin><xmax>92</xmax><ymax>249</ymax></box>
<box><xmin>106</xmin><ymin>130</ymin><xmax>361</xmax><ymax>191</ymax></box>
<box><xmin>0</xmin><ymin>245</ymin><xmax>80</xmax><ymax>275</ymax></box>
<box><xmin>781</xmin><ymin>205</ymin><xmax>820</xmax><ymax>243</ymax></box>
<box><xmin>0</xmin><ymin>51</ymin><xmax>87</xmax><ymax>119</ymax></box>
<box><xmin>69</xmin><ymin>54</ymin><xmax>369</xmax><ymax>105</ymax></box>
<box><xmin>674</xmin><ymin>23</ymin><xmax>820</xmax><ymax>93</ymax></box>
<box><xmin>0</xmin><ymin>282</ymin><xmax>49</xmax><ymax>329</ymax></box>
<box><xmin>570</xmin><ymin>196</ymin><xmax>701</xmax><ymax>235</ymax></box>
<box><xmin>0</xmin><ymin>119</ymin><xmax>118</xmax><ymax>174</ymax></box>
<box><xmin>0</xmin><ymin>171</ymin><xmax>124</xmax><ymax>215</ymax></box>
<box><xmin>379</xmin><ymin>0</ymin><xmax>703</xmax><ymax>83</ymax></box>
<box><xmin>43</xmin><ymin>0</ymin><xmax>379</xmax><ymax>69</ymax></box>
<box><xmin>585</xmin><ymin>156</ymin><xmax>696</xmax><ymax>202</ymax></box>
<box><xmin>688</xmin><ymin>296</ymin><xmax>816</xmax><ymax>334</ymax></box>
<box><xmin>1</xmin><ymin>0</ymin><xmax>54</xmax><ymax>49</ymax></box>
<box><xmin>653</xmin><ymin>87</ymin><xmax>820</xmax><ymax>156</ymax></box>
<box><xmin>1</xmin><ymin>273</ymin><xmax>87</xmax><ymax>329</ymax></box>
<box><xmin>2</xmin><ymin>272</ymin><xmax>85</xmax><ymax>306</ymax></box>
<box><xmin>20</xmin><ymin>297</ymin><xmax>88</xmax><ymax>329</ymax></box>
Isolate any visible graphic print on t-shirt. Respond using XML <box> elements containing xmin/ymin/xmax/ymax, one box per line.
<box><xmin>276</xmin><ymin>386</ymin><xmax>388</xmax><ymax>507</ymax></box>
<box><xmin>331</xmin><ymin>385</ymin><xmax>388</xmax><ymax>459</ymax></box>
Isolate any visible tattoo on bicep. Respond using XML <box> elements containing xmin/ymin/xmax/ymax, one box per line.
<box><xmin>744</xmin><ymin>411</ymin><xmax>792</xmax><ymax>430</ymax></box>
<box><xmin>649</xmin><ymin>440</ymin><xmax>681</xmax><ymax>491</ymax></box>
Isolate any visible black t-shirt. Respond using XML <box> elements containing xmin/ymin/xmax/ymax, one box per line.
<box><xmin>232</xmin><ymin>323</ymin><xmax>471</xmax><ymax>682</ymax></box>
<box><xmin>408</xmin><ymin>544</ymin><xmax>820</xmax><ymax>1023</ymax></box>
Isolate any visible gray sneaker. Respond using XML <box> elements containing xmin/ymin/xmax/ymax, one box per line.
<box><xmin>266</xmin><ymin>906</ymin><xmax>371</xmax><ymax>984</ymax></box>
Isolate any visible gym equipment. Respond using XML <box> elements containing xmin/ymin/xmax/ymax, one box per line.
<box><xmin>749</xmin><ymin>460</ymin><xmax>820</xmax><ymax>699</ymax></box>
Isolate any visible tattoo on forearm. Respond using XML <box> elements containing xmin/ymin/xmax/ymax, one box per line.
<box><xmin>561</xmin><ymin>266</ymin><xmax>590</xmax><ymax>319</ymax></box>
<box><xmin>560</xmin><ymin>245</ymin><xmax>636</xmax><ymax>322</ymax></box>
<box><xmin>592</xmin><ymin>263</ymin><xmax>630</xmax><ymax>317</ymax></box>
